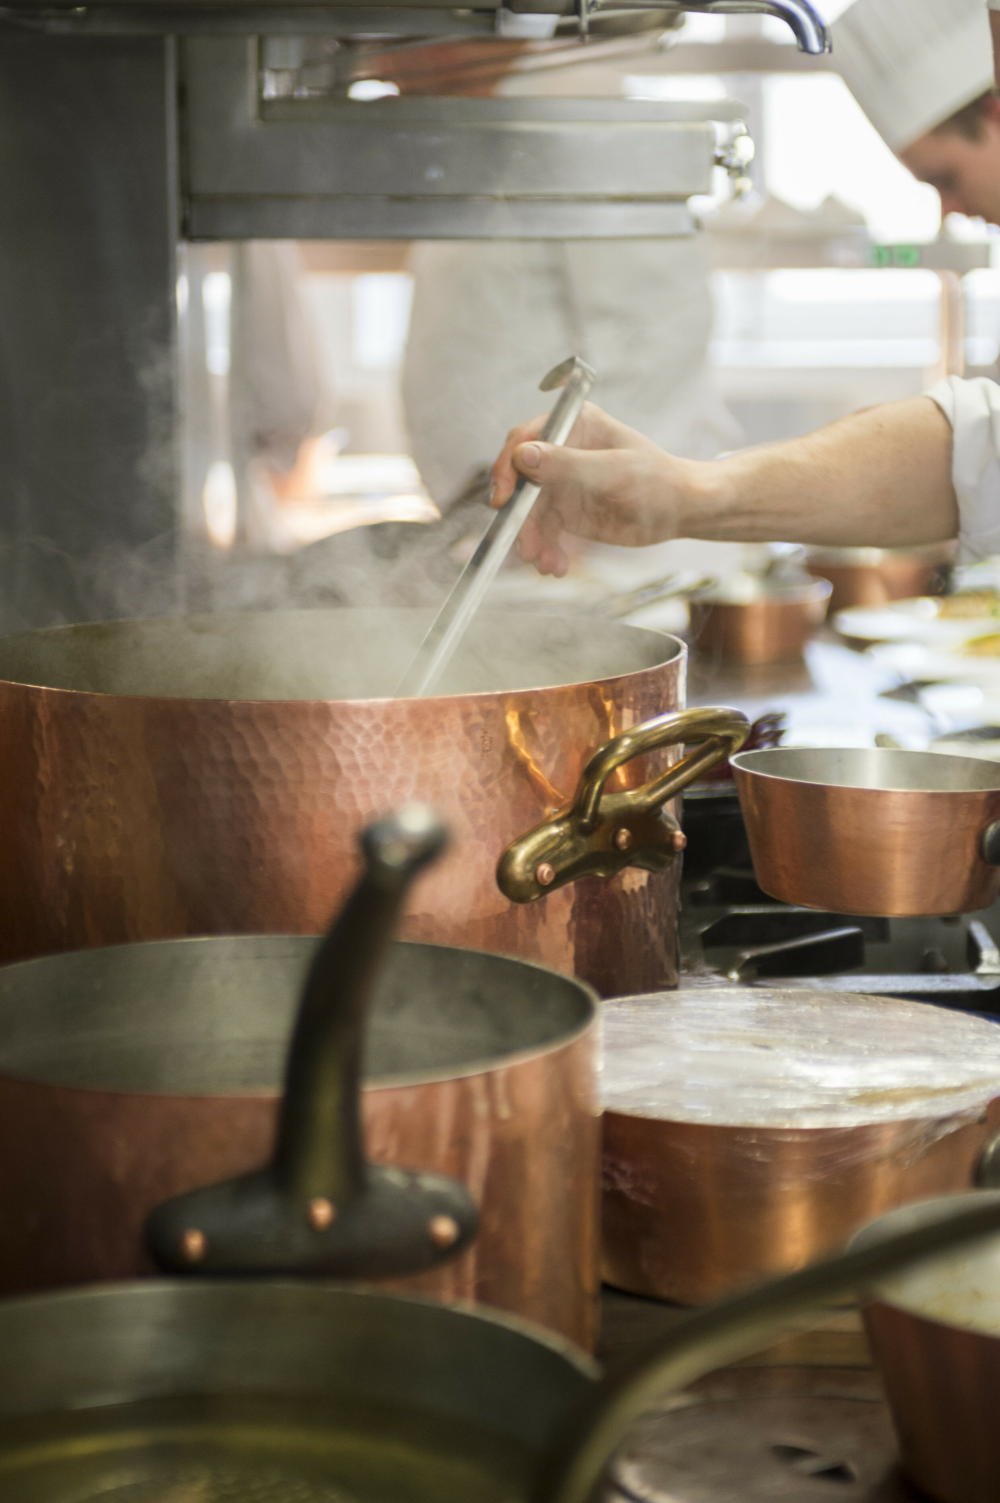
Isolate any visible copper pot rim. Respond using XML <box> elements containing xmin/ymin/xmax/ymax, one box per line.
<box><xmin>0</xmin><ymin>610</ymin><xmax>687</xmax><ymax>709</ymax></box>
<box><xmin>695</xmin><ymin>579</ymin><xmax>832</xmax><ymax>609</ymax></box>
<box><xmin>0</xmin><ymin>935</ymin><xmax>600</xmax><ymax>1101</ymax></box>
<box><xmin>852</xmin><ymin>1190</ymin><xmax>1000</xmax><ymax>1336</ymax></box>
<box><xmin>732</xmin><ymin>746</ymin><xmax>1000</xmax><ymax>796</ymax></box>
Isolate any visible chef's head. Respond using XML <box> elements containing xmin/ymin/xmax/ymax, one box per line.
<box><xmin>835</xmin><ymin>0</ymin><xmax>1000</xmax><ymax>225</ymax></box>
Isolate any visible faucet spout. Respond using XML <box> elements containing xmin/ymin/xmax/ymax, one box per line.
<box><xmin>668</xmin><ymin>0</ymin><xmax>831</xmax><ymax>54</ymax></box>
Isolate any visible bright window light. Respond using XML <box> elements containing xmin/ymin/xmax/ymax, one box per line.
<box><xmin>351</xmin><ymin>273</ymin><xmax>414</xmax><ymax>371</ymax></box>
<box><xmin>202</xmin><ymin>271</ymin><xmax>232</xmax><ymax>377</ymax></box>
<box><xmin>819</xmin><ymin>0</ymin><xmax>859</xmax><ymax>19</ymax></box>
<box><xmin>624</xmin><ymin>74</ymin><xmax>727</xmax><ymax>102</ymax></box>
<box><xmin>348</xmin><ymin>79</ymin><xmax>400</xmax><ymax>101</ymax></box>
<box><xmin>202</xmin><ymin>460</ymin><xmax>238</xmax><ymax>549</ymax></box>
<box><xmin>765</xmin><ymin>73</ymin><xmax>942</xmax><ymax>244</ymax></box>
<box><xmin>676</xmin><ymin>13</ymin><xmax>726</xmax><ymax>43</ymax></box>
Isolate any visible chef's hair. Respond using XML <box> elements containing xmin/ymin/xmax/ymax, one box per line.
<box><xmin>932</xmin><ymin>88</ymin><xmax>1000</xmax><ymax>141</ymax></box>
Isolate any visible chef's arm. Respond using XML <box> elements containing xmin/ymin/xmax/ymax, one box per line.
<box><xmin>490</xmin><ymin>395</ymin><xmax>959</xmax><ymax>579</ymax></box>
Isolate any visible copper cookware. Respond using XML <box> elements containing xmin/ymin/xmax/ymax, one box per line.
<box><xmin>807</xmin><ymin>544</ymin><xmax>955</xmax><ymax>613</ymax></box>
<box><xmin>2</xmin><ymin>1191</ymin><xmax>1000</xmax><ymax>1502</ymax></box>
<box><xmin>0</xmin><ymin>808</ymin><xmax>600</xmax><ymax>1346</ymax></box>
<box><xmin>688</xmin><ymin>578</ymin><xmax>831</xmax><ymax>665</ymax></box>
<box><xmin>732</xmin><ymin>746</ymin><xmax>1000</xmax><ymax>916</ymax></box>
<box><xmin>0</xmin><ymin>608</ymin><xmax>737</xmax><ymax>996</ymax></box>
<box><xmin>856</xmin><ymin>1192</ymin><xmax>1000</xmax><ymax>1503</ymax></box>
<box><xmin>600</xmin><ymin>987</ymin><xmax>1000</xmax><ymax>1304</ymax></box>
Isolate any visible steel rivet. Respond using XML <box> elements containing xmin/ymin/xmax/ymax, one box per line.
<box><xmin>428</xmin><ymin>1214</ymin><xmax>460</xmax><ymax>1249</ymax></box>
<box><xmin>307</xmin><ymin>1197</ymin><xmax>336</xmax><ymax>1231</ymax></box>
<box><xmin>535</xmin><ymin>862</ymin><xmax>556</xmax><ymax>887</ymax></box>
<box><xmin>180</xmin><ymin>1227</ymin><xmax>207</xmax><ymax>1264</ymax></box>
<box><xmin>671</xmin><ymin>830</ymin><xmax>688</xmax><ymax>853</ymax></box>
<box><xmin>614</xmin><ymin>828</ymin><xmax>633</xmax><ymax>852</ymax></box>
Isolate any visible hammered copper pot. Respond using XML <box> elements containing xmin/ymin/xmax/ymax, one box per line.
<box><xmin>0</xmin><ymin>608</ymin><xmax>694</xmax><ymax>995</ymax></box>
<box><xmin>0</xmin><ymin>933</ymin><xmax>600</xmax><ymax>1346</ymax></box>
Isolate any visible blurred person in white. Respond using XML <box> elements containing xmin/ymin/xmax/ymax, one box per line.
<box><xmin>486</xmin><ymin>0</ymin><xmax>1000</xmax><ymax>579</ymax></box>
<box><xmin>399</xmin><ymin>43</ymin><xmax>742</xmax><ymax>531</ymax></box>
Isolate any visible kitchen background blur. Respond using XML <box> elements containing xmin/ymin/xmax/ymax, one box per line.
<box><xmin>184</xmin><ymin>0</ymin><xmax>994</xmax><ymax>593</ymax></box>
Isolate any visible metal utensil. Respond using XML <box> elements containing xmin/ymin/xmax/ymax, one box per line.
<box><xmin>395</xmin><ymin>355</ymin><xmax>596</xmax><ymax>699</ymax></box>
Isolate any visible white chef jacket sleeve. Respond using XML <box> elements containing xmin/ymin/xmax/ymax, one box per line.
<box><xmin>925</xmin><ymin>375</ymin><xmax>1000</xmax><ymax>563</ymax></box>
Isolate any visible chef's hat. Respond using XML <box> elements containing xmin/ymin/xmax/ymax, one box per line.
<box><xmin>832</xmin><ymin>0</ymin><xmax>995</xmax><ymax>152</ymax></box>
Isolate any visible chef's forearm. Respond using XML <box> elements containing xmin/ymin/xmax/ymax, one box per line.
<box><xmin>679</xmin><ymin>396</ymin><xmax>959</xmax><ymax>548</ymax></box>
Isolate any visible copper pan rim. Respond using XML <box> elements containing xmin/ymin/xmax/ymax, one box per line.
<box><xmin>0</xmin><ymin>935</ymin><xmax>600</xmax><ymax>1098</ymax></box>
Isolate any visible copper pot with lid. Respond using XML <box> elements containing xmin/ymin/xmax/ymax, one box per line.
<box><xmin>601</xmin><ymin>986</ymin><xmax>1000</xmax><ymax>1304</ymax></box>
<box><xmin>0</xmin><ymin>608</ymin><xmax>746</xmax><ymax>996</ymax></box>
<box><xmin>688</xmin><ymin>575</ymin><xmax>832</xmax><ymax>665</ymax></box>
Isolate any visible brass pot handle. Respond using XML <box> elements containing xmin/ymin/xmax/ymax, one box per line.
<box><xmin>497</xmin><ymin>706</ymin><xmax>750</xmax><ymax>903</ymax></box>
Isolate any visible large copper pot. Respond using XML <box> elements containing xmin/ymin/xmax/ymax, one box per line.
<box><xmin>601</xmin><ymin>987</ymin><xmax>1000</xmax><ymax>1305</ymax></box>
<box><xmin>0</xmin><ymin>608</ymin><xmax>717</xmax><ymax>995</ymax></box>
<box><xmin>0</xmin><ymin>926</ymin><xmax>599</xmax><ymax>1345</ymax></box>
<box><xmin>856</xmin><ymin>1193</ymin><xmax>1000</xmax><ymax>1503</ymax></box>
<box><xmin>732</xmin><ymin>746</ymin><xmax>1000</xmax><ymax>917</ymax></box>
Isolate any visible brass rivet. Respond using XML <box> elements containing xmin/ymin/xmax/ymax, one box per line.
<box><xmin>671</xmin><ymin>830</ymin><xmax>688</xmax><ymax>853</ymax></box>
<box><xmin>614</xmin><ymin>827</ymin><xmax>633</xmax><ymax>852</ymax></box>
<box><xmin>307</xmin><ymin>1197</ymin><xmax>336</xmax><ymax>1231</ymax></box>
<box><xmin>428</xmin><ymin>1214</ymin><xmax>460</xmax><ymax>1249</ymax></box>
<box><xmin>535</xmin><ymin>862</ymin><xmax>556</xmax><ymax>887</ymax></box>
<box><xmin>180</xmin><ymin>1227</ymin><xmax>207</xmax><ymax>1264</ymax></box>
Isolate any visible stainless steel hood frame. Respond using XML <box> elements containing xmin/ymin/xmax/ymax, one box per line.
<box><xmin>183</xmin><ymin>37</ymin><xmax>745</xmax><ymax>239</ymax></box>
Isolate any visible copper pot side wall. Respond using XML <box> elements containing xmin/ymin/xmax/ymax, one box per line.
<box><xmin>688</xmin><ymin>594</ymin><xmax>829</xmax><ymax>666</ymax></box>
<box><xmin>864</xmin><ymin>1302</ymin><xmax>1000</xmax><ymax>1503</ymax></box>
<box><xmin>0</xmin><ymin>662</ymin><xmax>683</xmax><ymax>997</ymax></box>
<box><xmin>807</xmin><ymin>560</ymin><xmax>941</xmax><ymax>614</ymax></box>
<box><xmin>734</xmin><ymin>772</ymin><xmax>1000</xmax><ymax>917</ymax></box>
<box><xmin>0</xmin><ymin>1029</ymin><xmax>600</xmax><ymax>1349</ymax></box>
<box><xmin>601</xmin><ymin>1109</ymin><xmax>992</xmax><ymax>1306</ymax></box>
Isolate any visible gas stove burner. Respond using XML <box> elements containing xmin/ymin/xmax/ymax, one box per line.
<box><xmin>606</xmin><ymin>1387</ymin><xmax>913</xmax><ymax>1502</ymax></box>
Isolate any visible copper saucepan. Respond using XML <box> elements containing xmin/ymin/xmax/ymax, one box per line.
<box><xmin>0</xmin><ymin>807</ymin><xmax>600</xmax><ymax>1345</ymax></box>
<box><xmin>856</xmin><ymin>1192</ymin><xmax>1000</xmax><ymax>1503</ymax></box>
<box><xmin>0</xmin><ymin>609</ymin><xmax>744</xmax><ymax>996</ymax></box>
<box><xmin>806</xmin><ymin>543</ymin><xmax>955</xmax><ymax>612</ymax></box>
<box><xmin>732</xmin><ymin>746</ymin><xmax>1000</xmax><ymax>916</ymax></box>
<box><xmin>600</xmin><ymin>986</ymin><xmax>1000</xmax><ymax>1304</ymax></box>
<box><xmin>688</xmin><ymin>576</ymin><xmax>832</xmax><ymax>665</ymax></box>
<box><xmin>2</xmin><ymin>1193</ymin><xmax>1000</xmax><ymax>1500</ymax></box>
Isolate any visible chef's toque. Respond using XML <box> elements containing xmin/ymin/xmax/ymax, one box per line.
<box><xmin>832</xmin><ymin>0</ymin><xmax>995</xmax><ymax>151</ymax></box>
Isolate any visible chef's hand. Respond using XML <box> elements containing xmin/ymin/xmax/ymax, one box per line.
<box><xmin>489</xmin><ymin>403</ymin><xmax>693</xmax><ymax>576</ymax></box>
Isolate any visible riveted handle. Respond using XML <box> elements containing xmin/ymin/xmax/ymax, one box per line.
<box><xmin>147</xmin><ymin>805</ymin><xmax>479</xmax><ymax>1280</ymax></box>
<box><xmin>498</xmin><ymin>707</ymin><xmax>750</xmax><ymax>904</ymax></box>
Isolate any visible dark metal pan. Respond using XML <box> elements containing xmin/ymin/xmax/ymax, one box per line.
<box><xmin>0</xmin><ymin>806</ymin><xmax>599</xmax><ymax>1343</ymax></box>
<box><xmin>0</xmin><ymin>1195</ymin><xmax>999</xmax><ymax>1501</ymax></box>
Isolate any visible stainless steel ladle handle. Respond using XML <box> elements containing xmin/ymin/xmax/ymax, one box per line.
<box><xmin>395</xmin><ymin>355</ymin><xmax>595</xmax><ymax>700</ymax></box>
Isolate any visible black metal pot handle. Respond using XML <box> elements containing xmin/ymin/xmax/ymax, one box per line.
<box><xmin>146</xmin><ymin>805</ymin><xmax>479</xmax><ymax>1280</ymax></box>
<box><xmin>537</xmin><ymin>1192</ymin><xmax>1000</xmax><ymax>1503</ymax></box>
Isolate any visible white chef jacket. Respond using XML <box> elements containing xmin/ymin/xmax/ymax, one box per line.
<box><xmin>927</xmin><ymin>376</ymin><xmax>1000</xmax><ymax>562</ymax></box>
